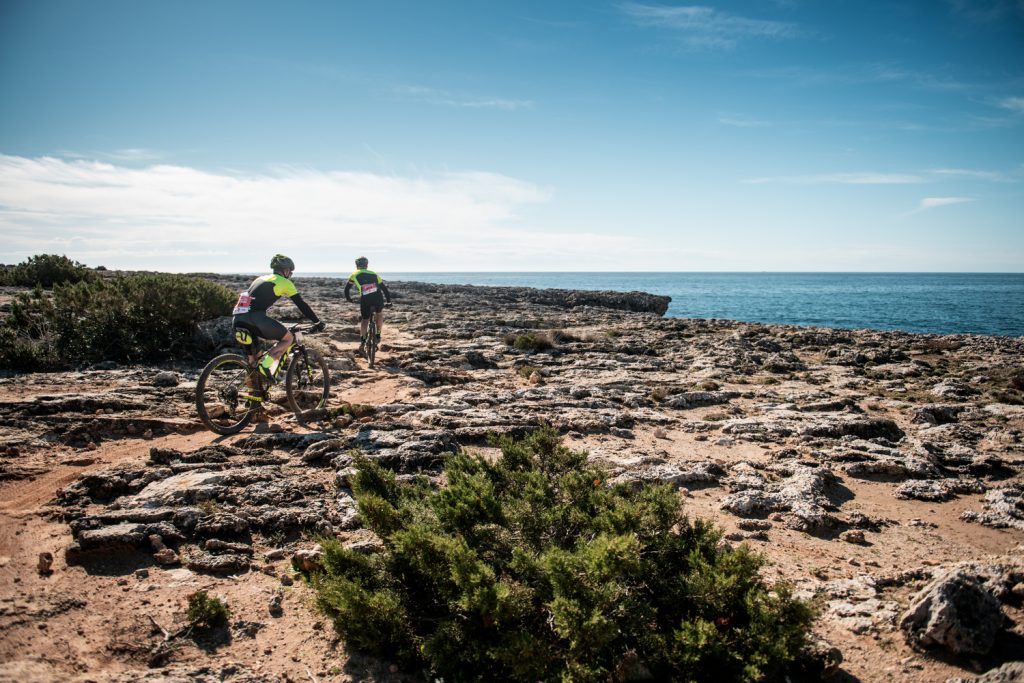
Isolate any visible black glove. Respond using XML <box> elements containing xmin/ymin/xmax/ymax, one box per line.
<box><xmin>310</xmin><ymin>321</ymin><xmax>326</xmax><ymax>333</ymax></box>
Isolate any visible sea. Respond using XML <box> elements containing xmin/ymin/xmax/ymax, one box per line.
<box><xmin>310</xmin><ymin>272</ymin><xmax>1024</xmax><ymax>338</ymax></box>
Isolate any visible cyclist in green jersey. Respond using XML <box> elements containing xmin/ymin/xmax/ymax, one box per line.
<box><xmin>343</xmin><ymin>256</ymin><xmax>391</xmax><ymax>356</ymax></box>
<box><xmin>232</xmin><ymin>254</ymin><xmax>325</xmax><ymax>381</ymax></box>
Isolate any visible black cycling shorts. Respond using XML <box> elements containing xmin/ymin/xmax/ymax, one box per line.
<box><xmin>233</xmin><ymin>311</ymin><xmax>287</xmax><ymax>347</ymax></box>
<box><xmin>359</xmin><ymin>295</ymin><xmax>385</xmax><ymax>321</ymax></box>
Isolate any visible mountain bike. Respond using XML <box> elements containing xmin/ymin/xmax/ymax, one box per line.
<box><xmin>355</xmin><ymin>302</ymin><xmax>390</xmax><ymax>369</ymax></box>
<box><xmin>195</xmin><ymin>322</ymin><xmax>330</xmax><ymax>435</ymax></box>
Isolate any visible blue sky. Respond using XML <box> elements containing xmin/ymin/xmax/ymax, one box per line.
<box><xmin>1</xmin><ymin>0</ymin><xmax>1022</xmax><ymax>272</ymax></box>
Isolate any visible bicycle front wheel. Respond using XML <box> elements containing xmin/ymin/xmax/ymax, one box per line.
<box><xmin>196</xmin><ymin>353</ymin><xmax>262</xmax><ymax>435</ymax></box>
<box><xmin>285</xmin><ymin>349</ymin><xmax>331</xmax><ymax>422</ymax></box>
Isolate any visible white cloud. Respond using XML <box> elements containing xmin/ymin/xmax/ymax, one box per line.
<box><xmin>620</xmin><ymin>3</ymin><xmax>799</xmax><ymax>49</ymax></box>
<box><xmin>745</xmin><ymin>172</ymin><xmax>925</xmax><ymax>185</ymax></box>
<box><xmin>945</xmin><ymin>0</ymin><xmax>1024</xmax><ymax>23</ymax></box>
<box><xmin>0</xmin><ymin>154</ymin><xmax>634</xmax><ymax>271</ymax></box>
<box><xmin>745</xmin><ymin>167</ymin><xmax>1021</xmax><ymax>185</ymax></box>
<box><xmin>916</xmin><ymin>197</ymin><xmax>974</xmax><ymax>211</ymax></box>
<box><xmin>718</xmin><ymin>114</ymin><xmax>771</xmax><ymax>127</ymax></box>
<box><xmin>928</xmin><ymin>167</ymin><xmax>1014</xmax><ymax>182</ymax></box>
<box><xmin>997</xmin><ymin>96</ymin><xmax>1024</xmax><ymax>114</ymax></box>
<box><xmin>393</xmin><ymin>85</ymin><xmax>533</xmax><ymax>110</ymax></box>
<box><xmin>103</xmin><ymin>148</ymin><xmax>163</xmax><ymax>162</ymax></box>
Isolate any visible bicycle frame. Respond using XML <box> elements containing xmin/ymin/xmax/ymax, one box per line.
<box><xmin>240</xmin><ymin>323</ymin><xmax>314</xmax><ymax>397</ymax></box>
<box><xmin>197</xmin><ymin>322</ymin><xmax>329</xmax><ymax>434</ymax></box>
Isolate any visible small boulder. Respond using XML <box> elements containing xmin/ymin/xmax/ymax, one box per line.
<box><xmin>900</xmin><ymin>568</ymin><xmax>1003</xmax><ymax>655</ymax></box>
<box><xmin>269</xmin><ymin>589</ymin><xmax>284</xmax><ymax>617</ymax></box>
<box><xmin>153</xmin><ymin>548</ymin><xmax>179</xmax><ymax>566</ymax></box>
<box><xmin>186</xmin><ymin>551</ymin><xmax>251</xmax><ymax>575</ymax></box>
<box><xmin>839</xmin><ymin>530</ymin><xmax>866</xmax><ymax>545</ymax></box>
<box><xmin>292</xmin><ymin>547</ymin><xmax>324</xmax><ymax>573</ymax></box>
<box><xmin>152</xmin><ymin>371</ymin><xmax>180</xmax><ymax>388</ymax></box>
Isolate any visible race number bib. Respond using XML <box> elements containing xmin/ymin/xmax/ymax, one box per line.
<box><xmin>361</xmin><ymin>283</ymin><xmax>378</xmax><ymax>295</ymax></box>
<box><xmin>232</xmin><ymin>292</ymin><xmax>252</xmax><ymax>314</ymax></box>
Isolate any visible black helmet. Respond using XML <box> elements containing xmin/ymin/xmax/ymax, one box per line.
<box><xmin>355</xmin><ymin>256</ymin><xmax>369</xmax><ymax>269</ymax></box>
<box><xmin>270</xmin><ymin>254</ymin><xmax>294</xmax><ymax>273</ymax></box>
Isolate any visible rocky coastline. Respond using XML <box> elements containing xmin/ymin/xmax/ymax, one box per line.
<box><xmin>1</xmin><ymin>274</ymin><xmax>1023</xmax><ymax>682</ymax></box>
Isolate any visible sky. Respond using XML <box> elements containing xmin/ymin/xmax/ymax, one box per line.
<box><xmin>1</xmin><ymin>0</ymin><xmax>1022</xmax><ymax>273</ymax></box>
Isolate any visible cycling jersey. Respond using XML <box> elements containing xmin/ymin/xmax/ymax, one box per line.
<box><xmin>344</xmin><ymin>269</ymin><xmax>391</xmax><ymax>303</ymax></box>
<box><xmin>233</xmin><ymin>273</ymin><xmax>319</xmax><ymax>322</ymax></box>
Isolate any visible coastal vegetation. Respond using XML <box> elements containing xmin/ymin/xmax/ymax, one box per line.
<box><xmin>0</xmin><ymin>256</ymin><xmax>235</xmax><ymax>370</ymax></box>
<box><xmin>0</xmin><ymin>253</ymin><xmax>97</xmax><ymax>287</ymax></box>
<box><xmin>506</xmin><ymin>331</ymin><xmax>555</xmax><ymax>351</ymax></box>
<box><xmin>186</xmin><ymin>591</ymin><xmax>231</xmax><ymax>630</ymax></box>
<box><xmin>306</xmin><ymin>429</ymin><xmax>816</xmax><ymax>682</ymax></box>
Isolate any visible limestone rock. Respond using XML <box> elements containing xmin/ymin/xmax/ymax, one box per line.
<box><xmin>900</xmin><ymin>568</ymin><xmax>1003</xmax><ymax>655</ymax></box>
<box><xmin>151</xmin><ymin>371</ymin><xmax>180</xmax><ymax>388</ymax></box>
<box><xmin>961</xmin><ymin>484</ymin><xmax>1024</xmax><ymax>531</ymax></box>
<box><xmin>945</xmin><ymin>662</ymin><xmax>1024</xmax><ymax>683</ymax></box>
<box><xmin>185</xmin><ymin>551</ymin><xmax>251</xmax><ymax>575</ymax></box>
<box><xmin>292</xmin><ymin>547</ymin><xmax>324</xmax><ymax>573</ymax></box>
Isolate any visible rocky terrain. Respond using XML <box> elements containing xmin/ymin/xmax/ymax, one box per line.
<box><xmin>1</xmin><ymin>274</ymin><xmax>1023</xmax><ymax>682</ymax></box>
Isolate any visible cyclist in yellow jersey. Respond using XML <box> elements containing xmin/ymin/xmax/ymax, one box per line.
<box><xmin>232</xmin><ymin>254</ymin><xmax>324</xmax><ymax>381</ymax></box>
<box><xmin>344</xmin><ymin>256</ymin><xmax>391</xmax><ymax>355</ymax></box>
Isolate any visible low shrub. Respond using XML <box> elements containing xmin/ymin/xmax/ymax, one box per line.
<box><xmin>0</xmin><ymin>272</ymin><xmax>234</xmax><ymax>369</ymax></box>
<box><xmin>649</xmin><ymin>386</ymin><xmax>674</xmax><ymax>402</ymax></box>
<box><xmin>307</xmin><ymin>428</ymin><xmax>815</xmax><ymax>682</ymax></box>
<box><xmin>0</xmin><ymin>326</ymin><xmax>52</xmax><ymax>371</ymax></box>
<box><xmin>186</xmin><ymin>590</ymin><xmax>231</xmax><ymax>629</ymax></box>
<box><xmin>331</xmin><ymin>403</ymin><xmax>376</xmax><ymax>419</ymax></box>
<box><xmin>511</xmin><ymin>333</ymin><xmax>553</xmax><ymax>352</ymax></box>
<box><xmin>517</xmin><ymin>365</ymin><xmax>540</xmax><ymax>379</ymax></box>
<box><xmin>914</xmin><ymin>337</ymin><xmax>963</xmax><ymax>353</ymax></box>
<box><xmin>0</xmin><ymin>254</ymin><xmax>96</xmax><ymax>287</ymax></box>
<box><xmin>989</xmin><ymin>390</ymin><xmax>1024</xmax><ymax>406</ymax></box>
<box><xmin>1009</xmin><ymin>369</ymin><xmax>1024</xmax><ymax>391</ymax></box>
<box><xmin>549</xmin><ymin>329</ymin><xmax>582</xmax><ymax>344</ymax></box>
<box><xmin>196</xmin><ymin>500</ymin><xmax>220</xmax><ymax>516</ymax></box>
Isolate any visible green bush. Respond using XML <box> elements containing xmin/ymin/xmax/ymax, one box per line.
<box><xmin>0</xmin><ymin>254</ymin><xmax>96</xmax><ymax>287</ymax></box>
<box><xmin>1009</xmin><ymin>369</ymin><xmax>1024</xmax><ymax>391</ymax></box>
<box><xmin>0</xmin><ymin>326</ymin><xmax>51</xmax><ymax>371</ymax></box>
<box><xmin>186</xmin><ymin>590</ymin><xmax>231</xmax><ymax>629</ymax></box>
<box><xmin>0</xmin><ymin>273</ymin><xmax>234</xmax><ymax>369</ymax></box>
<box><xmin>308</xmin><ymin>429</ymin><xmax>815</xmax><ymax>682</ymax></box>
<box><xmin>517</xmin><ymin>364</ymin><xmax>540</xmax><ymax>379</ymax></box>
<box><xmin>330</xmin><ymin>403</ymin><xmax>376</xmax><ymax>419</ymax></box>
<box><xmin>549</xmin><ymin>329</ymin><xmax>582</xmax><ymax>344</ymax></box>
<box><xmin>510</xmin><ymin>333</ymin><xmax>553</xmax><ymax>352</ymax></box>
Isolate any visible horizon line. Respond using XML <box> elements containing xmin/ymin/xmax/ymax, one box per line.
<box><xmin>268</xmin><ymin>270</ymin><xmax>1024</xmax><ymax>275</ymax></box>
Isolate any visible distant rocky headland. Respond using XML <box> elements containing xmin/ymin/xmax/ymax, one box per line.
<box><xmin>1</xmin><ymin>272</ymin><xmax>1022</xmax><ymax>682</ymax></box>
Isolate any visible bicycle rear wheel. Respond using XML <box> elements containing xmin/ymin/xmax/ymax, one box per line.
<box><xmin>196</xmin><ymin>353</ymin><xmax>262</xmax><ymax>435</ymax></box>
<box><xmin>285</xmin><ymin>348</ymin><xmax>331</xmax><ymax>422</ymax></box>
<box><xmin>367</xmin><ymin>319</ymin><xmax>378</xmax><ymax>369</ymax></box>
